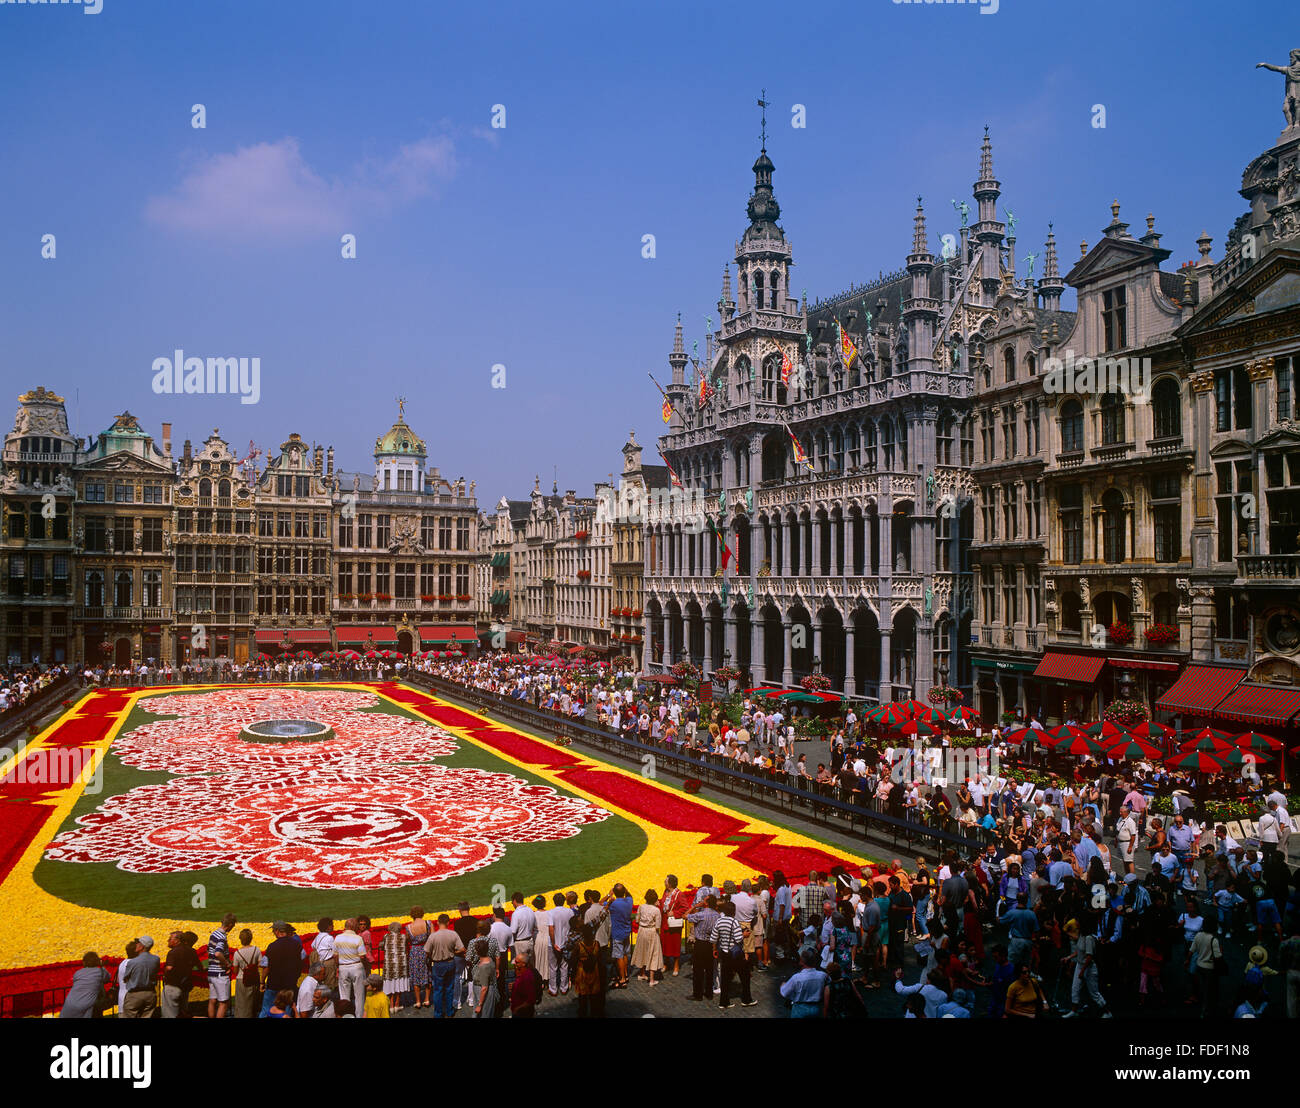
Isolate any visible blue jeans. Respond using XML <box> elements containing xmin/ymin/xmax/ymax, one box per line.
<box><xmin>431</xmin><ymin>960</ymin><xmax>456</xmax><ymax>1017</ymax></box>
<box><xmin>452</xmin><ymin>954</ymin><xmax>466</xmax><ymax>1006</ymax></box>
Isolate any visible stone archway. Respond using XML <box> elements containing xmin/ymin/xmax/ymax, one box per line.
<box><xmin>115</xmin><ymin>637</ymin><xmax>132</xmax><ymax>667</ymax></box>
<box><xmin>397</xmin><ymin>629</ymin><xmax>415</xmax><ymax>655</ymax></box>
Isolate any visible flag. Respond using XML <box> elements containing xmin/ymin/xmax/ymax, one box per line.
<box><xmin>780</xmin><ymin>346</ymin><xmax>794</xmax><ymax>388</ymax></box>
<box><xmin>697</xmin><ymin>376</ymin><xmax>712</xmax><ymax>409</ymax></box>
<box><xmin>839</xmin><ymin>322</ymin><xmax>858</xmax><ymax>368</ymax></box>
<box><xmin>666</xmin><ymin>462</ymin><xmax>683</xmax><ymax>489</ymax></box>
<box><xmin>661</xmin><ymin>398</ymin><xmax>672</xmax><ymax>423</ymax></box>
<box><xmin>787</xmin><ymin>426</ymin><xmax>814</xmax><ymax>471</ymax></box>
<box><xmin>707</xmin><ymin>515</ymin><xmax>732</xmax><ymax>574</ymax></box>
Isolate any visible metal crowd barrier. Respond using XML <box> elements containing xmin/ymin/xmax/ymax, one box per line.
<box><xmin>406</xmin><ymin>672</ymin><xmax>992</xmax><ymax>856</ymax></box>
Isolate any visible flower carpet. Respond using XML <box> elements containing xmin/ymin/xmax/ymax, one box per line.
<box><xmin>0</xmin><ymin>682</ymin><xmax>869</xmax><ymax>998</ymax></box>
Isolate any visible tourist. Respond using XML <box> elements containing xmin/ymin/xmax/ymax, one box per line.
<box><xmin>509</xmin><ymin>951</ymin><xmax>544</xmax><ymax>1018</ymax></box>
<box><xmin>335</xmin><ymin>918</ymin><xmax>370</xmax><ymax>1017</ymax></box>
<box><xmin>230</xmin><ymin>929</ymin><xmax>262</xmax><ymax>1020</ymax></box>
<box><xmin>572</xmin><ymin>924</ymin><xmax>605</xmax><ymax>1018</ymax></box>
<box><xmin>687</xmin><ymin>894</ymin><xmax>720</xmax><ymax>1001</ymax></box>
<box><xmin>206</xmin><ymin>912</ymin><xmax>237</xmax><ymax>1020</ymax></box>
<box><xmin>261</xmin><ymin>922</ymin><xmax>306</xmax><ymax>1018</ymax></box>
<box><xmin>161</xmin><ymin>931</ymin><xmax>201</xmax><ymax>1019</ymax></box>
<box><xmin>363</xmin><ymin>975</ymin><xmax>389</xmax><ymax>1019</ymax></box>
<box><xmin>631</xmin><ymin>888</ymin><xmax>664</xmax><ymax>984</ymax></box>
<box><xmin>59</xmin><ymin>953</ymin><xmax>111</xmax><ymax>1019</ymax></box>
<box><xmin>381</xmin><ymin>922</ymin><xmax>409</xmax><ymax>1012</ymax></box>
<box><xmin>660</xmin><ymin>874</ymin><xmax>688</xmax><ymax>977</ymax></box>
<box><xmin>405</xmin><ymin>906</ymin><xmax>432</xmax><ymax>1009</ymax></box>
<box><xmin>118</xmin><ymin>934</ymin><xmax>160</xmax><ymax>1019</ymax></box>
<box><xmin>606</xmin><ymin>883</ymin><xmax>635</xmax><ymax>988</ymax></box>
<box><xmin>263</xmin><ymin>989</ymin><xmax>295</xmax><ymax>1019</ymax></box>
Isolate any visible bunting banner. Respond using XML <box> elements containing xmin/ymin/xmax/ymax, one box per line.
<box><xmin>697</xmin><ymin>376</ymin><xmax>712</xmax><ymax>409</ymax></box>
<box><xmin>706</xmin><ymin>514</ymin><xmax>732</xmax><ymax>575</ymax></box>
<box><xmin>839</xmin><ymin>321</ymin><xmax>858</xmax><ymax>368</ymax></box>
<box><xmin>665</xmin><ymin>462</ymin><xmax>683</xmax><ymax>489</ymax></box>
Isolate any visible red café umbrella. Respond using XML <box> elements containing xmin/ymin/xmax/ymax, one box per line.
<box><xmin>1104</xmin><ymin>736</ymin><xmax>1163</xmax><ymax>762</ymax></box>
<box><xmin>1165</xmin><ymin>749</ymin><xmax>1230</xmax><ymax>774</ymax></box>
<box><xmin>1127</xmin><ymin>720</ymin><xmax>1175</xmax><ymax>742</ymax></box>
<box><xmin>254</xmin><ymin>652</ymin><xmax>273</xmax><ymax>663</ymax></box>
<box><xmin>1001</xmin><ymin>725</ymin><xmax>1033</xmax><ymax>745</ymax></box>
<box><xmin>898</xmin><ymin>699</ymin><xmax>929</xmax><ymax>718</ymax></box>
<box><xmin>1178</xmin><ymin>730</ymin><xmax>1234</xmax><ymax>753</ymax></box>
<box><xmin>1084</xmin><ymin>720</ymin><xmax>1131</xmax><ymax>741</ymax></box>
<box><xmin>946</xmin><ymin>706</ymin><xmax>978</xmax><ymax>729</ymax></box>
<box><xmin>896</xmin><ymin>719</ymin><xmax>940</xmax><ymax>737</ymax></box>
<box><xmin>1220</xmin><ymin>747</ymin><xmax>1275</xmax><ymax>767</ymax></box>
<box><xmin>910</xmin><ymin>706</ymin><xmax>948</xmax><ymax>727</ymax></box>
<box><xmin>1052</xmin><ymin>734</ymin><xmax>1110</xmax><ymax>758</ymax></box>
<box><xmin>1232</xmin><ymin>731</ymin><xmax>1284</xmax><ymax>753</ymax></box>
<box><xmin>1046</xmin><ymin>723</ymin><xmax>1089</xmax><ymax>742</ymax></box>
<box><xmin>875</xmin><ymin>703</ymin><xmax>912</xmax><ymax>727</ymax></box>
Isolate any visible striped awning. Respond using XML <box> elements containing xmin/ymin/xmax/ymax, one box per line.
<box><xmin>1155</xmin><ymin>665</ymin><xmax>1245</xmax><ymax>716</ymax></box>
<box><xmin>420</xmin><ymin>623</ymin><xmax>476</xmax><ymax>645</ymax></box>
<box><xmin>1213</xmin><ymin>683</ymin><xmax>1300</xmax><ymax>726</ymax></box>
<box><xmin>336</xmin><ymin>624</ymin><xmax>398</xmax><ymax>645</ymax></box>
<box><xmin>1107</xmin><ymin>657</ymin><xmax>1181</xmax><ymax>672</ymax></box>
<box><xmin>1032</xmin><ymin>652</ymin><xmax>1106</xmax><ymax>685</ymax></box>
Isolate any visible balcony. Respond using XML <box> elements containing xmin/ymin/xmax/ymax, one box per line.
<box><xmin>73</xmin><ymin>606</ymin><xmax>171</xmax><ymax>621</ymax></box>
<box><xmin>1238</xmin><ymin>554</ymin><xmax>1300</xmax><ymax>582</ymax></box>
<box><xmin>1146</xmin><ymin>435</ymin><xmax>1187</xmax><ymax>457</ymax></box>
<box><xmin>1057</xmin><ymin>450</ymin><xmax>1084</xmax><ymax>470</ymax></box>
<box><xmin>1090</xmin><ymin>441</ymin><xmax>1135</xmax><ymax>463</ymax></box>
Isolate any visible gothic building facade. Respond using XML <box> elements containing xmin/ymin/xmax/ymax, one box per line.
<box><xmin>642</xmin><ymin>137</ymin><xmax>987</xmax><ymax>702</ymax></box>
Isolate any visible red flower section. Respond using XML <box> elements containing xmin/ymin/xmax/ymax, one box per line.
<box><xmin>47</xmin><ymin>764</ymin><xmax>607</xmax><ymax>891</ymax></box>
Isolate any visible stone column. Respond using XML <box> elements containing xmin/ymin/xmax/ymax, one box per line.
<box><xmin>703</xmin><ymin>616</ymin><xmax>714</xmax><ymax>676</ymax></box>
<box><xmin>845</xmin><ymin>512</ymin><xmax>857</xmax><ymax>578</ymax></box>
<box><xmin>843</xmin><ymin>625</ymin><xmax>857</xmax><ymax>697</ymax></box>
<box><xmin>813</xmin><ymin>616</ymin><xmax>823</xmax><ymax>674</ymax></box>
<box><xmin>724</xmin><ymin>615</ymin><xmax>737</xmax><ymax>669</ymax></box>
<box><xmin>750</xmin><ymin>618</ymin><xmax>765</xmax><ymax>684</ymax></box>
<box><xmin>782</xmin><ymin>617</ymin><xmax>794</xmax><ymax>685</ymax></box>
<box><xmin>879</xmin><ymin>625</ymin><xmax>893</xmax><ymax>703</ymax></box>
<box><xmin>643</xmin><ymin>610</ymin><xmax>653</xmax><ymax>671</ymax></box>
<box><xmin>781</xmin><ymin>516</ymin><xmax>792</xmax><ymax>576</ymax></box>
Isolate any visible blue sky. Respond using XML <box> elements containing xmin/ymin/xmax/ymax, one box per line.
<box><xmin>1</xmin><ymin>0</ymin><xmax>1295</xmax><ymax>498</ymax></box>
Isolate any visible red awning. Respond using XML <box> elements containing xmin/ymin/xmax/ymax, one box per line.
<box><xmin>256</xmin><ymin>628</ymin><xmax>331</xmax><ymax>645</ymax></box>
<box><xmin>1213</xmin><ymin>683</ymin><xmax>1300</xmax><ymax>726</ymax></box>
<box><xmin>567</xmin><ymin>645</ymin><xmax>584</xmax><ymax>654</ymax></box>
<box><xmin>1032</xmin><ymin>652</ymin><xmax>1106</xmax><ymax>685</ymax></box>
<box><xmin>504</xmin><ymin>630</ymin><xmax>526</xmax><ymax>644</ymax></box>
<box><xmin>419</xmin><ymin>623</ymin><xmax>476</xmax><ymax>643</ymax></box>
<box><xmin>336</xmin><ymin>624</ymin><xmax>396</xmax><ymax>644</ymax></box>
<box><xmin>1107</xmin><ymin>658</ymin><xmax>1181</xmax><ymax>672</ymax></box>
<box><xmin>1155</xmin><ymin>665</ymin><xmax>1245</xmax><ymax>716</ymax></box>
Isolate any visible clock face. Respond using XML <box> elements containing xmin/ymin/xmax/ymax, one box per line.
<box><xmin>1265</xmin><ymin>609</ymin><xmax>1300</xmax><ymax>655</ymax></box>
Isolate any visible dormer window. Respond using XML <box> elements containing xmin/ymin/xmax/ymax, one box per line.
<box><xmin>1102</xmin><ymin>286</ymin><xmax>1127</xmax><ymax>351</ymax></box>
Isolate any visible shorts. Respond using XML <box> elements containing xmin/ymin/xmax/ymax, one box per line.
<box><xmin>612</xmin><ymin>938</ymin><xmax>630</xmax><ymax>959</ymax></box>
<box><xmin>207</xmin><ymin>975</ymin><xmax>231</xmax><ymax>1002</ymax></box>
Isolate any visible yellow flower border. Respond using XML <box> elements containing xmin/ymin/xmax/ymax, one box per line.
<box><xmin>0</xmin><ymin>683</ymin><xmax>871</xmax><ymax>970</ymax></box>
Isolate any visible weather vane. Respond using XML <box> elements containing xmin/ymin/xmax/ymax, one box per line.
<box><xmin>757</xmin><ymin>88</ymin><xmax>769</xmax><ymax>149</ymax></box>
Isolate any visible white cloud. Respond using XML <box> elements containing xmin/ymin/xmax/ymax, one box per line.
<box><xmin>145</xmin><ymin>134</ymin><xmax>457</xmax><ymax>240</ymax></box>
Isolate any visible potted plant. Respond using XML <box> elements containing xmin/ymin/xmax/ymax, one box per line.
<box><xmin>1103</xmin><ymin>697</ymin><xmax>1149</xmax><ymax>726</ymax></box>
<box><xmin>630</xmin><ymin>608</ymin><xmax>642</xmax><ymax>618</ymax></box>
<box><xmin>713</xmin><ymin>664</ymin><xmax>741</xmax><ymax>684</ymax></box>
<box><xmin>671</xmin><ymin>661</ymin><xmax>700</xmax><ymax>683</ymax></box>
<box><xmin>800</xmin><ymin>673</ymin><xmax>832</xmax><ymax>692</ymax></box>
<box><xmin>928</xmin><ymin>685</ymin><xmax>964</xmax><ymax>705</ymax></box>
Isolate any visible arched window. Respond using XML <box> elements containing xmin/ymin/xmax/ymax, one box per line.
<box><xmin>753</xmin><ymin>271</ymin><xmax>764</xmax><ymax>310</ymax></box>
<box><xmin>1003</xmin><ymin>346</ymin><xmax>1016</xmax><ymax>383</ymax></box>
<box><xmin>769</xmin><ymin>269</ymin><xmax>780</xmax><ymax>309</ymax></box>
<box><xmin>1060</xmin><ymin>400</ymin><xmax>1084</xmax><ymax>453</ymax></box>
<box><xmin>846</xmin><ymin>425</ymin><xmax>860</xmax><ymax>469</ymax></box>
<box><xmin>1100</xmin><ymin>393</ymin><xmax>1124</xmax><ymax>445</ymax></box>
<box><xmin>881</xmin><ymin>421</ymin><xmax>895</xmax><ymax>469</ymax></box>
<box><xmin>1026</xmin><ymin>352</ymin><xmax>1037</xmax><ymax>377</ymax></box>
<box><xmin>830</xmin><ymin>428</ymin><xmax>844</xmax><ymax>472</ymax></box>
<box><xmin>864</xmin><ymin>421</ymin><xmax>877</xmax><ymax>470</ymax></box>
<box><xmin>1102</xmin><ymin>488</ymin><xmax>1126</xmax><ymax>563</ymax></box>
<box><xmin>898</xmin><ymin>419</ymin><xmax>909</xmax><ymax>470</ymax></box>
<box><xmin>114</xmin><ymin>569</ymin><xmax>133</xmax><ymax>607</ymax></box>
<box><xmin>937</xmin><ymin>414</ymin><xmax>955</xmax><ymax>465</ymax></box>
<box><xmin>218</xmin><ymin>478</ymin><xmax>231</xmax><ymax>499</ymax></box>
<box><xmin>1152</xmin><ymin>377</ymin><xmax>1181</xmax><ymax>440</ymax></box>
<box><xmin>959</xmin><ymin>416</ymin><xmax>974</xmax><ymax>465</ymax></box>
<box><xmin>84</xmin><ymin>569</ymin><xmax>104</xmax><ymax>607</ymax></box>
<box><xmin>199</xmin><ymin>477</ymin><xmax>212</xmax><ymax>498</ymax></box>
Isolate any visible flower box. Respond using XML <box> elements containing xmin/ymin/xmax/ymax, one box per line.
<box><xmin>577</xmin><ymin>571</ymin><xmax>591</xmax><ymax>581</ymax></box>
<box><xmin>800</xmin><ymin>673</ymin><xmax>832</xmax><ymax>691</ymax></box>
<box><xmin>630</xmin><ymin>609</ymin><xmax>642</xmax><ymax>618</ymax></box>
<box><xmin>420</xmin><ymin>594</ymin><xmax>436</xmax><ymax>602</ymax></box>
<box><xmin>374</xmin><ymin>593</ymin><xmax>392</xmax><ymax>602</ymax></box>
<box><xmin>1107</xmin><ymin>621</ymin><xmax>1135</xmax><ymax>647</ymax></box>
<box><xmin>456</xmin><ymin>594</ymin><xmax>472</xmax><ymax>601</ymax></box>
<box><xmin>574</xmin><ymin>530</ymin><xmax>590</xmax><ymax>542</ymax></box>
<box><xmin>1143</xmin><ymin>623</ymin><xmax>1179</xmax><ymax>645</ymax></box>
<box><xmin>1103</xmin><ymin>696</ymin><xmax>1149</xmax><ymax>726</ymax></box>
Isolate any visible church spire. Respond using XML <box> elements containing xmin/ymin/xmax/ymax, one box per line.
<box><xmin>1039</xmin><ymin>222</ymin><xmax>1065</xmax><ymax>311</ymax></box>
<box><xmin>669</xmin><ymin>313</ymin><xmax>688</xmax><ymax>385</ymax></box>
<box><xmin>911</xmin><ymin>195</ymin><xmax>929</xmax><ymax>255</ymax></box>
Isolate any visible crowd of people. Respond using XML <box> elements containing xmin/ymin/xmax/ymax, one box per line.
<box><xmin>42</xmin><ymin>651</ymin><xmax>1300</xmax><ymax>1018</ymax></box>
<box><xmin>58</xmin><ymin>834</ymin><xmax>1300</xmax><ymax>1020</ymax></box>
<box><xmin>0</xmin><ymin>663</ymin><xmax>70</xmax><ymax>716</ymax></box>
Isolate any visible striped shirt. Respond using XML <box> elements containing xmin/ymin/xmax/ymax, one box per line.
<box><xmin>713</xmin><ymin>916</ymin><xmax>743</xmax><ymax>955</ymax></box>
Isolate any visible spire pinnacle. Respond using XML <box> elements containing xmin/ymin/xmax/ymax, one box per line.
<box><xmin>757</xmin><ymin>89</ymin><xmax>769</xmax><ymax>152</ymax></box>
<box><xmin>912</xmin><ymin>195</ymin><xmax>928</xmax><ymax>254</ymax></box>
<box><xmin>1043</xmin><ymin>223</ymin><xmax>1061</xmax><ymax>280</ymax></box>
<box><xmin>979</xmin><ymin>124</ymin><xmax>994</xmax><ymax>181</ymax></box>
